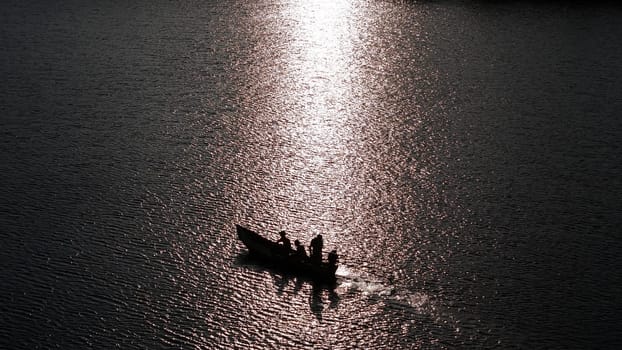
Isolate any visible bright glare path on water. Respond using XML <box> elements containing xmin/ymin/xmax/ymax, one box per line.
<box><xmin>2</xmin><ymin>0</ymin><xmax>622</xmax><ymax>349</ymax></box>
<box><xmin>227</xmin><ymin>0</ymin><xmax>447</xmax><ymax>347</ymax></box>
<box><xmin>255</xmin><ymin>0</ymin><xmax>362</xmax><ymax>232</ymax></box>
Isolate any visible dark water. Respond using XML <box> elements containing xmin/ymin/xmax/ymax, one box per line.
<box><xmin>2</xmin><ymin>0</ymin><xmax>621</xmax><ymax>348</ymax></box>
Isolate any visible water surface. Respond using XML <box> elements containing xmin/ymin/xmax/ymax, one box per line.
<box><xmin>1</xmin><ymin>0</ymin><xmax>621</xmax><ymax>348</ymax></box>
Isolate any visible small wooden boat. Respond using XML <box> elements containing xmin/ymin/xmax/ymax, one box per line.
<box><xmin>236</xmin><ymin>224</ymin><xmax>337</xmax><ymax>282</ymax></box>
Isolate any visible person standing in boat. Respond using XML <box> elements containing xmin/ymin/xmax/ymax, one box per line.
<box><xmin>294</xmin><ymin>240</ymin><xmax>307</xmax><ymax>259</ymax></box>
<box><xmin>309</xmin><ymin>234</ymin><xmax>323</xmax><ymax>263</ymax></box>
<box><xmin>328</xmin><ymin>249</ymin><xmax>338</xmax><ymax>267</ymax></box>
<box><xmin>277</xmin><ymin>231</ymin><xmax>292</xmax><ymax>252</ymax></box>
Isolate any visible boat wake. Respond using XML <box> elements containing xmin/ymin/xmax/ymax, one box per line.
<box><xmin>334</xmin><ymin>266</ymin><xmax>431</xmax><ymax>311</ymax></box>
<box><xmin>334</xmin><ymin>266</ymin><xmax>395</xmax><ymax>296</ymax></box>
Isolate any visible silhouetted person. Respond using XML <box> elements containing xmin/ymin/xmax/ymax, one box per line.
<box><xmin>294</xmin><ymin>239</ymin><xmax>307</xmax><ymax>259</ymax></box>
<box><xmin>309</xmin><ymin>234</ymin><xmax>323</xmax><ymax>263</ymax></box>
<box><xmin>277</xmin><ymin>231</ymin><xmax>291</xmax><ymax>252</ymax></box>
<box><xmin>328</xmin><ymin>249</ymin><xmax>338</xmax><ymax>267</ymax></box>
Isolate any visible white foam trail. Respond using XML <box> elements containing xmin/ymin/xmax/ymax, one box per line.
<box><xmin>335</xmin><ymin>266</ymin><xmax>395</xmax><ymax>296</ymax></box>
<box><xmin>335</xmin><ymin>266</ymin><xmax>431</xmax><ymax>311</ymax></box>
<box><xmin>393</xmin><ymin>292</ymin><xmax>429</xmax><ymax>308</ymax></box>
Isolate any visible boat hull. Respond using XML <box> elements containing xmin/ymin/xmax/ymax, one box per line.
<box><xmin>236</xmin><ymin>225</ymin><xmax>337</xmax><ymax>282</ymax></box>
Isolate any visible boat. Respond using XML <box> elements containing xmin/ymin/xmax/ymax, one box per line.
<box><xmin>236</xmin><ymin>224</ymin><xmax>337</xmax><ymax>283</ymax></box>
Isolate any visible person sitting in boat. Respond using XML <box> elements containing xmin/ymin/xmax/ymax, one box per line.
<box><xmin>328</xmin><ymin>249</ymin><xmax>339</xmax><ymax>267</ymax></box>
<box><xmin>294</xmin><ymin>239</ymin><xmax>307</xmax><ymax>258</ymax></box>
<box><xmin>277</xmin><ymin>231</ymin><xmax>292</xmax><ymax>251</ymax></box>
<box><xmin>309</xmin><ymin>234</ymin><xmax>323</xmax><ymax>263</ymax></box>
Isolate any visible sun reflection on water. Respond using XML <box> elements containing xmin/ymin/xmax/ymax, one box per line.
<box><xmin>228</xmin><ymin>0</ymin><xmax>448</xmax><ymax>341</ymax></box>
<box><xmin>229</xmin><ymin>0</ymin><xmax>384</xmax><ymax>326</ymax></box>
<box><xmin>279</xmin><ymin>0</ymin><xmax>360</xmax><ymax>149</ymax></box>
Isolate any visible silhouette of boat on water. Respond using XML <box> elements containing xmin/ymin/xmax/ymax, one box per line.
<box><xmin>236</xmin><ymin>225</ymin><xmax>338</xmax><ymax>283</ymax></box>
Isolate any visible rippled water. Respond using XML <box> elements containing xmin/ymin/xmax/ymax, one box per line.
<box><xmin>2</xmin><ymin>0</ymin><xmax>621</xmax><ymax>348</ymax></box>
